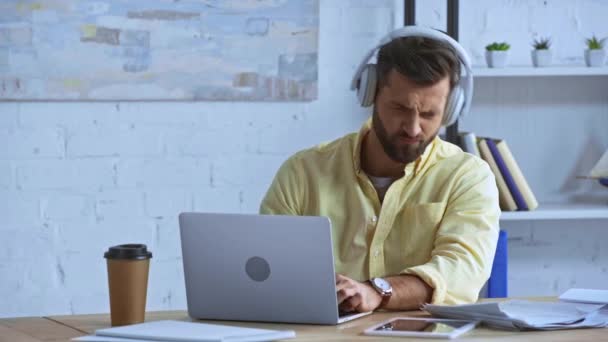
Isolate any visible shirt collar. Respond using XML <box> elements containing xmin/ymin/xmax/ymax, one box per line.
<box><xmin>353</xmin><ymin>118</ymin><xmax>438</xmax><ymax>177</ymax></box>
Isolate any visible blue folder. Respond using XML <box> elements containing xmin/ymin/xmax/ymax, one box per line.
<box><xmin>488</xmin><ymin>230</ymin><xmax>508</xmax><ymax>298</ymax></box>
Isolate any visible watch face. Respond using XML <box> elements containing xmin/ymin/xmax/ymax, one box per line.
<box><xmin>373</xmin><ymin>278</ymin><xmax>391</xmax><ymax>292</ymax></box>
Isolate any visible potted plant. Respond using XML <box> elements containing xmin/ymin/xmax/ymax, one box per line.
<box><xmin>584</xmin><ymin>35</ymin><xmax>606</xmax><ymax>67</ymax></box>
<box><xmin>531</xmin><ymin>37</ymin><xmax>552</xmax><ymax>67</ymax></box>
<box><xmin>485</xmin><ymin>42</ymin><xmax>510</xmax><ymax>68</ymax></box>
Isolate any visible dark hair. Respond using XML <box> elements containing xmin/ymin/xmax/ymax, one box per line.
<box><xmin>376</xmin><ymin>36</ymin><xmax>461</xmax><ymax>89</ymax></box>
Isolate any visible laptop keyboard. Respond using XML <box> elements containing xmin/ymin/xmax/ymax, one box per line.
<box><xmin>339</xmin><ymin>310</ymin><xmax>355</xmax><ymax>317</ymax></box>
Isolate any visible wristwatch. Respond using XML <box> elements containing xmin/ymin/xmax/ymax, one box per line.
<box><xmin>369</xmin><ymin>277</ymin><xmax>393</xmax><ymax>309</ymax></box>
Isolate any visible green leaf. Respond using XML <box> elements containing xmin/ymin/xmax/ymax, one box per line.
<box><xmin>486</xmin><ymin>41</ymin><xmax>510</xmax><ymax>51</ymax></box>
<box><xmin>532</xmin><ymin>37</ymin><xmax>551</xmax><ymax>50</ymax></box>
<box><xmin>586</xmin><ymin>35</ymin><xmax>604</xmax><ymax>50</ymax></box>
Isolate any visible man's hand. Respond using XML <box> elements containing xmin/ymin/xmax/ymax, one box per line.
<box><xmin>335</xmin><ymin>274</ymin><xmax>382</xmax><ymax>313</ymax></box>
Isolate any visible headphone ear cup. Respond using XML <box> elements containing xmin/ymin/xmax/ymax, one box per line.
<box><xmin>443</xmin><ymin>85</ymin><xmax>464</xmax><ymax>126</ymax></box>
<box><xmin>357</xmin><ymin>64</ymin><xmax>377</xmax><ymax>107</ymax></box>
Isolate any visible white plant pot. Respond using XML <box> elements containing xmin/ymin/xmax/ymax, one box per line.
<box><xmin>485</xmin><ymin>50</ymin><xmax>508</xmax><ymax>68</ymax></box>
<box><xmin>585</xmin><ymin>49</ymin><xmax>606</xmax><ymax>67</ymax></box>
<box><xmin>531</xmin><ymin>50</ymin><xmax>552</xmax><ymax>67</ymax></box>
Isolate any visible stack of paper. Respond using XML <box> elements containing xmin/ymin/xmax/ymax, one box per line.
<box><xmin>559</xmin><ymin>288</ymin><xmax>608</xmax><ymax>305</ymax></box>
<box><xmin>72</xmin><ymin>320</ymin><xmax>296</xmax><ymax>342</ymax></box>
<box><xmin>423</xmin><ymin>300</ymin><xmax>608</xmax><ymax>331</ymax></box>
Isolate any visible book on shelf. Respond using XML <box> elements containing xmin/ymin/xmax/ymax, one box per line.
<box><xmin>478</xmin><ymin>139</ymin><xmax>518</xmax><ymax>211</ymax></box>
<box><xmin>577</xmin><ymin>148</ymin><xmax>607</xmax><ymax>187</ymax></box>
<box><xmin>484</xmin><ymin>138</ymin><xmax>529</xmax><ymax>211</ymax></box>
<box><xmin>590</xmin><ymin>149</ymin><xmax>608</xmax><ymax>179</ymax></box>
<box><xmin>449</xmin><ymin>131</ymin><xmax>538</xmax><ymax>211</ymax></box>
<box><xmin>458</xmin><ymin>131</ymin><xmax>481</xmax><ymax>157</ymax></box>
<box><xmin>494</xmin><ymin>139</ymin><xmax>539</xmax><ymax>211</ymax></box>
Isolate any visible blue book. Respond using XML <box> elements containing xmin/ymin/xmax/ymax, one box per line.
<box><xmin>485</xmin><ymin>138</ymin><xmax>528</xmax><ymax>211</ymax></box>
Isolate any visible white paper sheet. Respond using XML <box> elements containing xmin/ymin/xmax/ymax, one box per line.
<box><xmin>423</xmin><ymin>300</ymin><xmax>607</xmax><ymax>331</ymax></box>
<box><xmin>71</xmin><ymin>320</ymin><xmax>296</xmax><ymax>342</ymax></box>
<box><xmin>560</xmin><ymin>288</ymin><xmax>608</xmax><ymax>305</ymax></box>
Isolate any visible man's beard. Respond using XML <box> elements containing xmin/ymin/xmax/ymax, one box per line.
<box><xmin>372</xmin><ymin>107</ymin><xmax>436</xmax><ymax>165</ymax></box>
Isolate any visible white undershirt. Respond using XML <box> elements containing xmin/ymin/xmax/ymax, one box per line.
<box><xmin>367</xmin><ymin>174</ymin><xmax>397</xmax><ymax>202</ymax></box>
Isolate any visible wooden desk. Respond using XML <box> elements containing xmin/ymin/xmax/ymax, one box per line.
<box><xmin>2</xmin><ymin>302</ymin><xmax>606</xmax><ymax>342</ymax></box>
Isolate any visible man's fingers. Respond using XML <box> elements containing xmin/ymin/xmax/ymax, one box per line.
<box><xmin>339</xmin><ymin>298</ymin><xmax>354</xmax><ymax>313</ymax></box>
<box><xmin>335</xmin><ymin>273</ymin><xmax>347</xmax><ymax>285</ymax></box>
<box><xmin>337</xmin><ymin>287</ymin><xmax>356</xmax><ymax>304</ymax></box>
<box><xmin>335</xmin><ymin>275</ymin><xmax>354</xmax><ymax>291</ymax></box>
<box><xmin>335</xmin><ymin>280</ymin><xmax>350</xmax><ymax>292</ymax></box>
<box><xmin>342</xmin><ymin>294</ymin><xmax>362</xmax><ymax>313</ymax></box>
<box><xmin>336</xmin><ymin>288</ymin><xmax>354</xmax><ymax>304</ymax></box>
<box><xmin>335</xmin><ymin>274</ymin><xmax>367</xmax><ymax>311</ymax></box>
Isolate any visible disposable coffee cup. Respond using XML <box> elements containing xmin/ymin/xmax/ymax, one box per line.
<box><xmin>104</xmin><ymin>244</ymin><xmax>152</xmax><ymax>326</ymax></box>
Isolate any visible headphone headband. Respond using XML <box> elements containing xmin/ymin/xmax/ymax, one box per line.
<box><xmin>351</xmin><ymin>26</ymin><xmax>473</xmax><ymax>122</ymax></box>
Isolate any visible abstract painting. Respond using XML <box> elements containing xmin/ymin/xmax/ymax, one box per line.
<box><xmin>0</xmin><ymin>0</ymin><xmax>318</xmax><ymax>101</ymax></box>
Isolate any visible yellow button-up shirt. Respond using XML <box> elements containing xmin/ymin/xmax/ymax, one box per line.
<box><xmin>260</xmin><ymin>119</ymin><xmax>500</xmax><ymax>304</ymax></box>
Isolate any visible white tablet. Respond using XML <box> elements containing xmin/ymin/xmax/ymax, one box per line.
<box><xmin>363</xmin><ymin>317</ymin><xmax>478</xmax><ymax>339</ymax></box>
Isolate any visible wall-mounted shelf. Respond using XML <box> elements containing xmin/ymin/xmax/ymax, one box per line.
<box><xmin>473</xmin><ymin>66</ymin><xmax>608</xmax><ymax>77</ymax></box>
<box><xmin>500</xmin><ymin>203</ymin><xmax>608</xmax><ymax>221</ymax></box>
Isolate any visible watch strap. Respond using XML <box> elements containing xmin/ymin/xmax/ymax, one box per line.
<box><xmin>379</xmin><ymin>292</ymin><xmax>391</xmax><ymax>308</ymax></box>
<box><xmin>369</xmin><ymin>278</ymin><xmax>392</xmax><ymax>309</ymax></box>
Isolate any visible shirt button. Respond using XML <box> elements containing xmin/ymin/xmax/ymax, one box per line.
<box><xmin>374</xmin><ymin>250</ymin><xmax>380</xmax><ymax>257</ymax></box>
<box><xmin>371</xmin><ymin>216</ymin><xmax>378</xmax><ymax>223</ymax></box>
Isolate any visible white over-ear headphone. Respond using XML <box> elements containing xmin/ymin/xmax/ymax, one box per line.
<box><xmin>350</xmin><ymin>26</ymin><xmax>473</xmax><ymax>126</ymax></box>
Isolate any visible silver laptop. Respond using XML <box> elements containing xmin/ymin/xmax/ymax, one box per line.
<box><xmin>179</xmin><ymin>212</ymin><xmax>372</xmax><ymax>325</ymax></box>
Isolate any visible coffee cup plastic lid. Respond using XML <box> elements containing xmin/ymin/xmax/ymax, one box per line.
<box><xmin>104</xmin><ymin>244</ymin><xmax>152</xmax><ymax>260</ymax></box>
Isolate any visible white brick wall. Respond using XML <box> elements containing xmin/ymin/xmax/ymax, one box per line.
<box><xmin>42</xmin><ymin>193</ymin><xmax>92</xmax><ymax>220</ymax></box>
<box><xmin>0</xmin><ymin>162</ymin><xmax>12</xmax><ymax>189</ymax></box>
<box><xmin>0</xmin><ymin>127</ymin><xmax>64</xmax><ymax>159</ymax></box>
<box><xmin>144</xmin><ymin>189</ymin><xmax>192</xmax><ymax>219</ymax></box>
<box><xmin>116</xmin><ymin>158</ymin><xmax>211</xmax><ymax>188</ymax></box>
<box><xmin>1</xmin><ymin>0</ymin><xmax>607</xmax><ymax>318</ymax></box>
<box><xmin>1</xmin><ymin>192</ymin><xmax>41</xmax><ymax>226</ymax></box>
<box><xmin>0</xmin><ymin>103</ymin><xmax>19</xmax><ymax>128</ymax></box>
<box><xmin>67</xmin><ymin>125</ymin><xmax>164</xmax><ymax>158</ymax></box>
<box><xmin>17</xmin><ymin>159</ymin><xmax>115</xmax><ymax>190</ymax></box>
<box><xmin>18</xmin><ymin>102</ymin><xmax>120</xmax><ymax>128</ymax></box>
<box><xmin>0</xmin><ymin>0</ymin><xmax>386</xmax><ymax>317</ymax></box>
<box><xmin>95</xmin><ymin>190</ymin><xmax>145</xmax><ymax>221</ymax></box>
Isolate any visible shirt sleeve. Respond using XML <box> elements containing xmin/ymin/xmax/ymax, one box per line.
<box><xmin>259</xmin><ymin>155</ymin><xmax>305</xmax><ymax>216</ymax></box>
<box><xmin>400</xmin><ymin>158</ymin><xmax>501</xmax><ymax>304</ymax></box>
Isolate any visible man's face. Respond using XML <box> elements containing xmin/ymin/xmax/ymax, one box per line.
<box><xmin>373</xmin><ymin>69</ymin><xmax>449</xmax><ymax>165</ymax></box>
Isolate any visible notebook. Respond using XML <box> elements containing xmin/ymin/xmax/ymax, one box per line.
<box><xmin>72</xmin><ymin>320</ymin><xmax>296</xmax><ymax>342</ymax></box>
